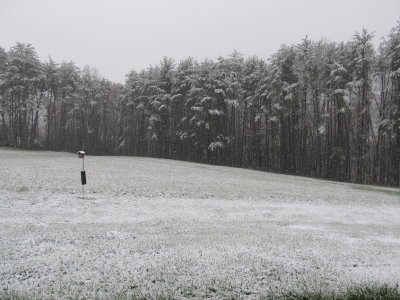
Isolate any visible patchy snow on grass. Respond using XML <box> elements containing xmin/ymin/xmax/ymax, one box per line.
<box><xmin>0</xmin><ymin>148</ymin><xmax>399</xmax><ymax>299</ymax></box>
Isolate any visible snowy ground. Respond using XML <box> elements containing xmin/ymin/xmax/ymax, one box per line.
<box><xmin>0</xmin><ymin>148</ymin><xmax>399</xmax><ymax>299</ymax></box>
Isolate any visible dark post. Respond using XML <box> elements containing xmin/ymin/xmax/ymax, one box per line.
<box><xmin>77</xmin><ymin>151</ymin><xmax>86</xmax><ymax>198</ymax></box>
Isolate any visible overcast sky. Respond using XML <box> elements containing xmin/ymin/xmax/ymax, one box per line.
<box><xmin>0</xmin><ymin>0</ymin><xmax>399</xmax><ymax>83</ymax></box>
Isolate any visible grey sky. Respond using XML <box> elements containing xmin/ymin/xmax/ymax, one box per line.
<box><xmin>0</xmin><ymin>0</ymin><xmax>399</xmax><ymax>83</ymax></box>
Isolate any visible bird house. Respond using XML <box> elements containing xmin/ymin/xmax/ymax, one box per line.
<box><xmin>77</xmin><ymin>151</ymin><xmax>85</xmax><ymax>158</ymax></box>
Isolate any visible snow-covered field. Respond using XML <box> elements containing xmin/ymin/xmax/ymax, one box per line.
<box><xmin>1</xmin><ymin>148</ymin><xmax>399</xmax><ymax>299</ymax></box>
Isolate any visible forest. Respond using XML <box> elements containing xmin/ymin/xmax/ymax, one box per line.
<box><xmin>0</xmin><ymin>23</ymin><xmax>399</xmax><ymax>187</ymax></box>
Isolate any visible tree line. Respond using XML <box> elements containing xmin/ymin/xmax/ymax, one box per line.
<box><xmin>0</xmin><ymin>23</ymin><xmax>399</xmax><ymax>187</ymax></box>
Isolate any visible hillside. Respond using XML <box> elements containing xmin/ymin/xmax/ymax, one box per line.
<box><xmin>0</xmin><ymin>148</ymin><xmax>399</xmax><ymax>299</ymax></box>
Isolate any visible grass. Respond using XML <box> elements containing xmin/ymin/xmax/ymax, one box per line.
<box><xmin>2</xmin><ymin>284</ymin><xmax>399</xmax><ymax>300</ymax></box>
<box><xmin>276</xmin><ymin>284</ymin><xmax>400</xmax><ymax>300</ymax></box>
<box><xmin>16</xmin><ymin>186</ymin><xmax>30</xmax><ymax>193</ymax></box>
<box><xmin>1</xmin><ymin>149</ymin><xmax>399</xmax><ymax>299</ymax></box>
<box><xmin>352</xmin><ymin>185</ymin><xmax>400</xmax><ymax>197</ymax></box>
